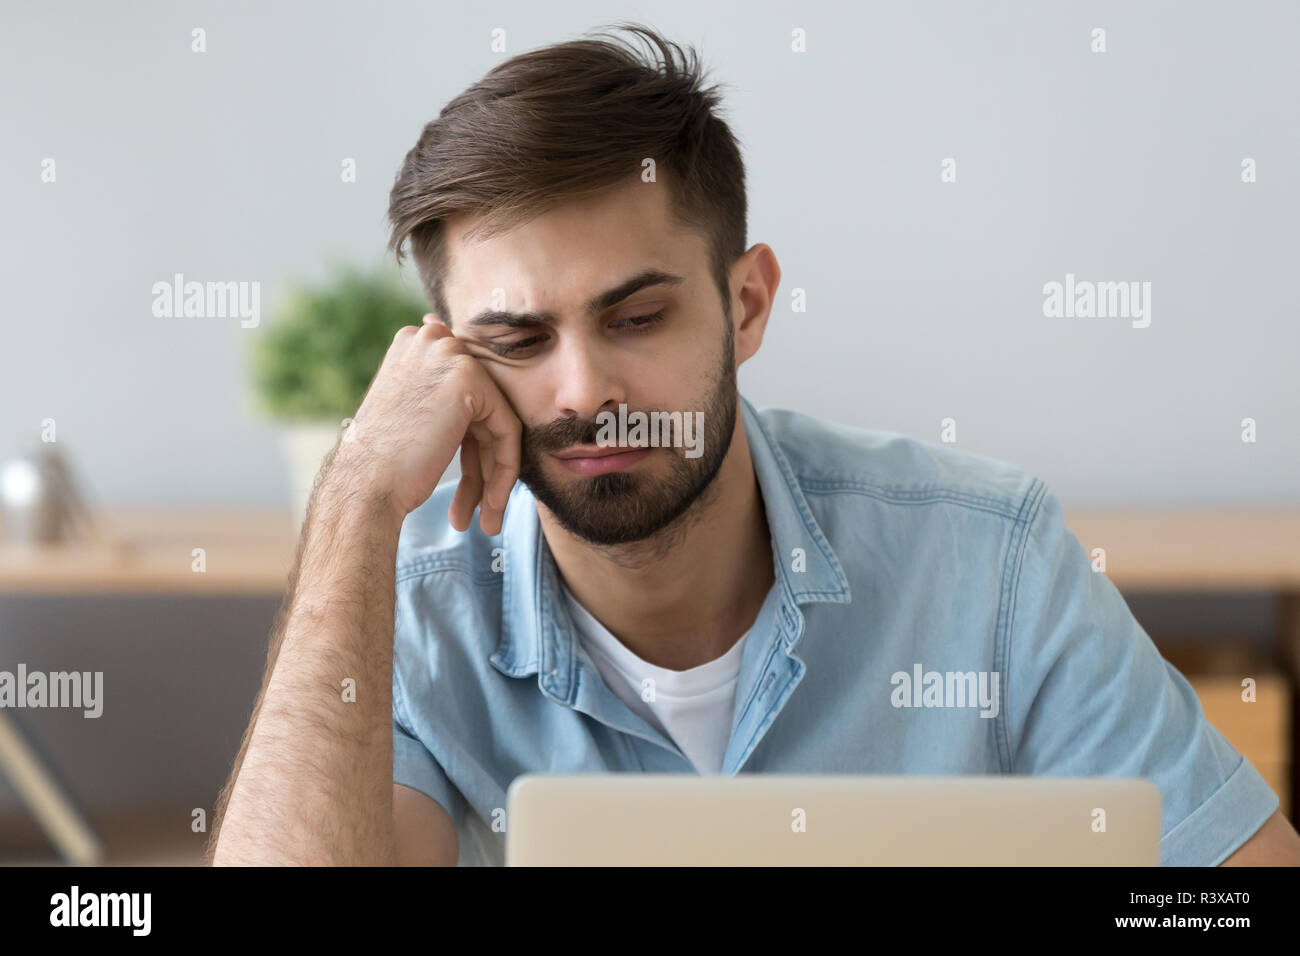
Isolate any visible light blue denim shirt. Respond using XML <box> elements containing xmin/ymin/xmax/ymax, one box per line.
<box><xmin>392</xmin><ymin>393</ymin><xmax>1278</xmax><ymax>866</ymax></box>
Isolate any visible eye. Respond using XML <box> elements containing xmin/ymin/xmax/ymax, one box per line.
<box><xmin>489</xmin><ymin>311</ymin><xmax>666</xmax><ymax>357</ymax></box>
<box><xmin>615</xmin><ymin>310</ymin><xmax>666</xmax><ymax>330</ymax></box>
<box><xmin>488</xmin><ymin>334</ymin><xmax>547</xmax><ymax>357</ymax></box>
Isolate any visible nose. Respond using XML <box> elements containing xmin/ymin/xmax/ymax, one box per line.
<box><xmin>551</xmin><ymin>332</ymin><xmax>627</xmax><ymax>423</ymax></box>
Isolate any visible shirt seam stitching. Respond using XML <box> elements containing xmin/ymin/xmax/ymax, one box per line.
<box><xmin>797</xmin><ymin>479</ymin><xmax>1027</xmax><ymax>520</ymax></box>
<box><xmin>997</xmin><ymin>477</ymin><xmax>1050</xmax><ymax>773</ymax></box>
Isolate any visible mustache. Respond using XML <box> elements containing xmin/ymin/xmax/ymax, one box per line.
<box><xmin>522</xmin><ymin>409</ymin><xmax>661</xmax><ymax>452</ymax></box>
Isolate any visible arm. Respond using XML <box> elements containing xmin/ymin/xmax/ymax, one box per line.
<box><xmin>1219</xmin><ymin>809</ymin><xmax>1300</xmax><ymax>866</ymax></box>
<box><xmin>205</xmin><ymin>317</ymin><xmax>520</xmax><ymax>866</ymax></box>
<box><xmin>207</xmin><ymin>473</ymin><xmax>402</xmax><ymax>866</ymax></box>
<box><xmin>394</xmin><ymin>784</ymin><xmax>459</xmax><ymax>866</ymax></box>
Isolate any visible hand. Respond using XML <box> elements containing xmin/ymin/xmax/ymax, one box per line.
<box><xmin>331</xmin><ymin>315</ymin><xmax>522</xmax><ymax>534</ymax></box>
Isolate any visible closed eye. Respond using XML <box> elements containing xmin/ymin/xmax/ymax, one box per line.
<box><xmin>487</xmin><ymin>310</ymin><xmax>666</xmax><ymax>357</ymax></box>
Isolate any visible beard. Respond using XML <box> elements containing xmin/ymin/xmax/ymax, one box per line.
<box><xmin>516</xmin><ymin>319</ymin><xmax>737</xmax><ymax>548</ymax></box>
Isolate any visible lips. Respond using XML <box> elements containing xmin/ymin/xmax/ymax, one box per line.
<box><xmin>552</xmin><ymin>446</ymin><xmax>653</xmax><ymax>476</ymax></box>
<box><xmin>553</xmin><ymin>445</ymin><xmax>632</xmax><ymax>460</ymax></box>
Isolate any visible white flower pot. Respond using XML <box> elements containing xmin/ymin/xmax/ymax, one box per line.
<box><xmin>278</xmin><ymin>421</ymin><xmax>468</xmax><ymax>527</ymax></box>
<box><xmin>278</xmin><ymin>421</ymin><xmax>344</xmax><ymax>528</ymax></box>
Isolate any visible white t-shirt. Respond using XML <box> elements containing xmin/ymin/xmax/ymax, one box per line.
<box><xmin>561</xmin><ymin>585</ymin><xmax>752</xmax><ymax>775</ymax></box>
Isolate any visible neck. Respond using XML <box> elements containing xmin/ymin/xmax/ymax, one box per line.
<box><xmin>539</xmin><ymin>414</ymin><xmax>774</xmax><ymax>671</ymax></box>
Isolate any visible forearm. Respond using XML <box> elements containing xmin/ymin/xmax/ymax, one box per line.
<box><xmin>210</xmin><ymin>471</ymin><xmax>403</xmax><ymax>865</ymax></box>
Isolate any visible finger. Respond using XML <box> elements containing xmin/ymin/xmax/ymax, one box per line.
<box><xmin>471</xmin><ymin>421</ymin><xmax>499</xmax><ymax>534</ymax></box>
<box><xmin>449</xmin><ymin>432</ymin><xmax>483</xmax><ymax>532</ymax></box>
<box><xmin>387</xmin><ymin>324</ymin><xmax>420</xmax><ymax>362</ymax></box>
<box><xmin>418</xmin><ymin>314</ymin><xmax>454</xmax><ymax>341</ymax></box>
<box><xmin>468</xmin><ymin>394</ymin><xmax>522</xmax><ymax>528</ymax></box>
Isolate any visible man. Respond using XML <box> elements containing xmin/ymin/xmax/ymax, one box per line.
<box><xmin>208</xmin><ymin>23</ymin><xmax>1300</xmax><ymax>866</ymax></box>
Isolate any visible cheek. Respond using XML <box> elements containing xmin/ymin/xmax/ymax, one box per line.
<box><xmin>476</xmin><ymin>366</ymin><xmax>538</xmax><ymax>422</ymax></box>
<box><xmin>662</xmin><ymin>350</ymin><xmax>719</xmax><ymax>402</ymax></box>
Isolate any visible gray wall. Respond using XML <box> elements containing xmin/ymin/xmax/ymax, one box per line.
<box><xmin>1</xmin><ymin>2</ymin><xmax>1296</xmax><ymax>828</ymax></box>
<box><xmin>2</xmin><ymin>0</ymin><xmax>1296</xmax><ymax>506</ymax></box>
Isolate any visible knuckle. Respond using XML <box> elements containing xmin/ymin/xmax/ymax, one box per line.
<box><xmin>417</xmin><ymin>319</ymin><xmax>453</xmax><ymax>340</ymax></box>
<box><xmin>416</xmin><ymin>333</ymin><xmax>466</xmax><ymax>365</ymax></box>
<box><xmin>445</xmin><ymin>351</ymin><xmax>479</xmax><ymax>376</ymax></box>
<box><xmin>433</xmin><ymin>334</ymin><xmax>468</xmax><ymax>356</ymax></box>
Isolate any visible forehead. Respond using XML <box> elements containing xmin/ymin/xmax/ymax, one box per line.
<box><xmin>442</xmin><ymin>177</ymin><xmax>704</xmax><ymax>321</ymax></box>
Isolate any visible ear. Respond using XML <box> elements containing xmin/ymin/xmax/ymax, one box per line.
<box><xmin>732</xmin><ymin>243</ymin><xmax>781</xmax><ymax>366</ymax></box>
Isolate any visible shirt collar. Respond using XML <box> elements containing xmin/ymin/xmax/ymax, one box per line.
<box><xmin>489</xmin><ymin>392</ymin><xmax>851</xmax><ymax>679</ymax></box>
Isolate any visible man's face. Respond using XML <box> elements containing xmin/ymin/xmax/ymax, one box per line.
<box><xmin>442</xmin><ymin>176</ymin><xmax>738</xmax><ymax>546</ymax></box>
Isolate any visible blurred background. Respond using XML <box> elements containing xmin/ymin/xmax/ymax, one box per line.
<box><xmin>0</xmin><ymin>1</ymin><xmax>1296</xmax><ymax>864</ymax></box>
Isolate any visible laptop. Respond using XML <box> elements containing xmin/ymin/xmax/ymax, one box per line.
<box><xmin>505</xmin><ymin>774</ymin><xmax>1161</xmax><ymax>865</ymax></box>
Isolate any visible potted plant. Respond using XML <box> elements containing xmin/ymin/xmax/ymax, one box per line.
<box><xmin>247</xmin><ymin>263</ymin><xmax>427</xmax><ymax>525</ymax></box>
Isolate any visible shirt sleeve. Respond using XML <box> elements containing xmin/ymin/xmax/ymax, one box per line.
<box><xmin>392</xmin><ymin>679</ymin><xmax>468</xmax><ymax>833</ymax></box>
<box><xmin>1005</xmin><ymin>481</ymin><xmax>1280</xmax><ymax>866</ymax></box>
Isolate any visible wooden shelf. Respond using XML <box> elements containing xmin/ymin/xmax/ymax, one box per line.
<box><xmin>0</xmin><ymin>509</ymin><xmax>299</xmax><ymax>595</ymax></box>
<box><xmin>1063</xmin><ymin>510</ymin><xmax>1300</xmax><ymax>591</ymax></box>
<box><xmin>3</xmin><ymin>507</ymin><xmax>1300</xmax><ymax>595</ymax></box>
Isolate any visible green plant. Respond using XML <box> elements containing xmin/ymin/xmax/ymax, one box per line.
<box><xmin>248</xmin><ymin>265</ymin><xmax>427</xmax><ymax>421</ymax></box>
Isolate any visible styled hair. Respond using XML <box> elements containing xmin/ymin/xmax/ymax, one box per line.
<box><xmin>386</xmin><ymin>22</ymin><xmax>747</xmax><ymax>325</ymax></box>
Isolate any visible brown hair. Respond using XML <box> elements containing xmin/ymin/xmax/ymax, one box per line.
<box><xmin>386</xmin><ymin>22</ymin><xmax>747</xmax><ymax>325</ymax></box>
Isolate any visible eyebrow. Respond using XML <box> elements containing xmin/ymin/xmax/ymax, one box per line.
<box><xmin>465</xmin><ymin>268</ymin><xmax>685</xmax><ymax>330</ymax></box>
